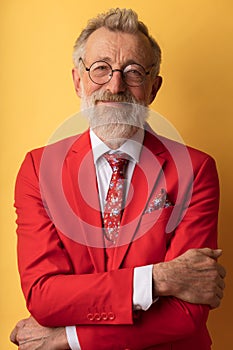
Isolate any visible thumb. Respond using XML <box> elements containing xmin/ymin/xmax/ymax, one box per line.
<box><xmin>199</xmin><ymin>248</ymin><xmax>222</xmax><ymax>259</ymax></box>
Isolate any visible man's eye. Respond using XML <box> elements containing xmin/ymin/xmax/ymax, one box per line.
<box><xmin>124</xmin><ymin>64</ymin><xmax>145</xmax><ymax>77</ymax></box>
<box><xmin>91</xmin><ymin>65</ymin><xmax>110</xmax><ymax>77</ymax></box>
<box><xmin>130</xmin><ymin>69</ymin><xmax>141</xmax><ymax>74</ymax></box>
<box><xmin>126</xmin><ymin>69</ymin><xmax>143</xmax><ymax>77</ymax></box>
<box><xmin>97</xmin><ymin>65</ymin><xmax>108</xmax><ymax>70</ymax></box>
<box><xmin>93</xmin><ymin>65</ymin><xmax>109</xmax><ymax>72</ymax></box>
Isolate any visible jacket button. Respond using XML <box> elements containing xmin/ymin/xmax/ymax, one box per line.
<box><xmin>108</xmin><ymin>311</ymin><xmax>115</xmax><ymax>320</ymax></box>
<box><xmin>94</xmin><ymin>312</ymin><xmax>101</xmax><ymax>321</ymax></box>
<box><xmin>87</xmin><ymin>313</ymin><xmax>94</xmax><ymax>321</ymax></box>
<box><xmin>101</xmin><ymin>312</ymin><xmax>108</xmax><ymax>320</ymax></box>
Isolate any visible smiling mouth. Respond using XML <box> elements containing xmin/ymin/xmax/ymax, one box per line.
<box><xmin>96</xmin><ymin>100</ymin><xmax>129</xmax><ymax>106</ymax></box>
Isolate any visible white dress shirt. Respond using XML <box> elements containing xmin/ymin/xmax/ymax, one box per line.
<box><xmin>66</xmin><ymin>129</ymin><xmax>153</xmax><ymax>349</ymax></box>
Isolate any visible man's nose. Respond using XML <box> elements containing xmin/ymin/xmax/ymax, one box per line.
<box><xmin>105</xmin><ymin>70</ymin><xmax>127</xmax><ymax>94</ymax></box>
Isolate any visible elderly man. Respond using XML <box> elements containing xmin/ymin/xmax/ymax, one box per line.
<box><xmin>11</xmin><ymin>8</ymin><xmax>225</xmax><ymax>350</ymax></box>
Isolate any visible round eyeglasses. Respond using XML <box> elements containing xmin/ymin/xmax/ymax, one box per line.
<box><xmin>79</xmin><ymin>58</ymin><xmax>154</xmax><ymax>87</ymax></box>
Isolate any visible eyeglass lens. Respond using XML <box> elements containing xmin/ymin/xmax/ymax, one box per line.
<box><xmin>89</xmin><ymin>61</ymin><xmax>147</xmax><ymax>86</ymax></box>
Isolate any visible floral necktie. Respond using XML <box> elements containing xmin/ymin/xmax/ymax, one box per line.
<box><xmin>103</xmin><ymin>152</ymin><xmax>128</xmax><ymax>244</ymax></box>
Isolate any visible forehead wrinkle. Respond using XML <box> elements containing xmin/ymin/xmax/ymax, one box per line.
<box><xmin>87</xmin><ymin>48</ymin><xmax>151</xmax><ymax>68</ymax></box>
<box><xmin>85</xmin><ymin>28</ymin><xmax>154</xmax><ymax>67</ymax></box>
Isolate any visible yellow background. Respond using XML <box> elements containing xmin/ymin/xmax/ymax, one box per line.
<box><xmin>1</xmin><ymin>0</ymin><xmax>233</xmax><ymax>348</ymax></box>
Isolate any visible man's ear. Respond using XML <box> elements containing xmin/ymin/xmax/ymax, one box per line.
<box><xmin>72</xmin><ymin>68</ymin><xmax>82</xmax><ymax>97</ymax></box>
<box><xmin>149</xmin><ymin>76</ymin><xmax>162</xmax><ymax>104</ymax></box>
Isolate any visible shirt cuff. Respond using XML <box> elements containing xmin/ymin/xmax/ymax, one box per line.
<box><xmin>66</xmin><ymin>326</ymin><xmax>81</xmax><ymax>350</ymax></box>
<box><xmin>133</xmin><ymin>264</ymin><xmax>153</xmax><ymax>311</ymax></box>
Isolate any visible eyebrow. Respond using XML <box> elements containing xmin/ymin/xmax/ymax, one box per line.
<box><xmin>93</xmin><ymin>56</ymin><xmax>112</xmax><ymax>63</ymax></box>
<box><xmin>91</xmin><ymin>57</ymin><xmax>144</xmax><ymax>67</ymax></box>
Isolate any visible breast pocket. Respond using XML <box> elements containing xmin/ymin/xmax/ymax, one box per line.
<box><xmin>140</xmin><ymin>206</ymin><xmax>174</xmax><ymax>231</ymax></box>
<box><xmin>136</xmin><ymin>206</ymin><xmax>175</xmax><ymax>245</ymax></box>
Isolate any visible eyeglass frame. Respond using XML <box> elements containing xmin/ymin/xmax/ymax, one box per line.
<box><xmin>79</xmin><ymin>57</ymin><xmax>155</xmax><ymax>87</ymax></box>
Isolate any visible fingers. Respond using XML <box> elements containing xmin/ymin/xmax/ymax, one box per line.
<box><xmin>210</xmin><ymin>285</ymin><xmax>225</xmax><ymax>309</ymax></box>
<box><xmin>208</xmin><ymin>266</ymin><xmax>226</xmax><ymax>308</ymax></box>
<box><xmin>210</xmin><ymin>296</ymin><xmax>221</xmax><ymax>309</ymax></box>
<box><xmin>10</xmin><ymin>319</ymin><xmax>27</xmax><ymax>345</ymax></box>
<box><xmin>217</xmin><ymin>263</ymin><xmax>226</xmax><ymax>278</ymax></box>
<box><xmin>216</xmin><ymin>285</ymin><xmax>224</xmax><ymax>300</ymax></box>
<box><xmin>10</xmin><ymin>327</ymin><xmax>19</xmax><ymax>345</ymax></box>
<box><xmin>198</xmin><ymin>247</ymin><xmax>223</xmax><ymax>259</ymax></box>
<box><xmin>218</xmin><ymin>275</ymin><xmax>226</xmax><ymax>290</ymax></box>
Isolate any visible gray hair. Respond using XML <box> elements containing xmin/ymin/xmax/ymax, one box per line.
<box><xmin>73</xmin><ymin>8</ymin><xmax>161</xmax><ymax>76</ymax></box>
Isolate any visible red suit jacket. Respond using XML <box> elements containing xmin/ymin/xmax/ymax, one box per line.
<box><xmin>15</xmin><ymin>127</ymin><xmax>219</xmax><ymax>349</ymax></box>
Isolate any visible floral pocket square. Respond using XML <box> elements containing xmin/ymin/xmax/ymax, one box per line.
<box><xmin>144</xmin><ymin>189</ymin><xmax>173</xmax><ymax>214</ymax></box>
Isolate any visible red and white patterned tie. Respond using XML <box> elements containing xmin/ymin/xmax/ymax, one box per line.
<box><xmin>103</xmin><ymin>153</ymin><xmax>128</xmax><ymax>244</ymax></box>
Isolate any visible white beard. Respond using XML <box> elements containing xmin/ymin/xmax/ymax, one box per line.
<box><xmin>80</xmin><ymin>86</ymin><xmax>149</xmax><ymax>144</ymax></box>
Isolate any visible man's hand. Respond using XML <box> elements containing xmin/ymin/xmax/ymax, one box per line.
<box><xmin>153</xmin><ymin>248</ymin><xmax>226</xmax><ymax>308</ymax></box>
<box><xmin>10</xmin><ymin>316</ymin><xmax>69</xmax><ymax>350</ymax></box>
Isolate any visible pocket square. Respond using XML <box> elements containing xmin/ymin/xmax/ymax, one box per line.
<box><xmin>145</xmin><ymin>189</ymin><xmax>173</xmax><ymax>213</ymax></box>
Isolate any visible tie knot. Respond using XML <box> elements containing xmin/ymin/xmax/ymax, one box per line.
<box><xmin>104</xmin><ymin>152</ymin><xmax>128</xmax><ymax>175</ymax></box>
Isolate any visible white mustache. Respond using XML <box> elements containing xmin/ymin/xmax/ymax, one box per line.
<box><xmin>82</xmin><ymin>88</ymin><xmax>143</xmax><ymax>107</ymax></box>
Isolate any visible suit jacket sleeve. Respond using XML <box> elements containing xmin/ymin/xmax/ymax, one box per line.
<box><xmin>15</xmin><ymin>147</ymin><xmax>219</xmax><ymax>349</ymax></box>
<box><xmin>15</xmin><ymin>151</ymin><xmax>135</xmax><ymax>326</ymax></box>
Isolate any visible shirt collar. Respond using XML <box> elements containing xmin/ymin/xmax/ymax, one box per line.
<box><xmin>90</xmin><ymin>128</ymin><xmax>144</xmax><ymax>164</ymax></box>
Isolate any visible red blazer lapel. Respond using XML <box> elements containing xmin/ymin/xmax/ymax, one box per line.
<box><xmin>112</xmin><ymin>130</ymin><xmax>167</xmax><ymax>269</ymax></box>
<box><xmin>62</xmin><ymin>131</ymin><xmax>105</xmax><ymax>272</ymax></box>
